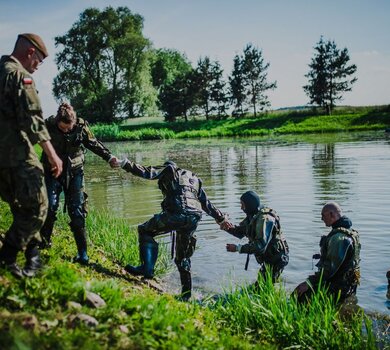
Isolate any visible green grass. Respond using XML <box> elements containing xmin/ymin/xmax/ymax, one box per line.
<box><xmin>91</xmin><ymin>105</ymin><xmax>390</xmax><ymax>141</ymax></box>
<box><xmin>0</xmin><ymin>200</ymin><xmax>383</xmax><ymax>349</ymax></box>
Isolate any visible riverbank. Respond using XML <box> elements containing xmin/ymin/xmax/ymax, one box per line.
<box><xmin>0</xmin><ymin>202</ymin><xmax>385</xmax><ymax>349</ymax></box>
<box><xmin>91</xmin><ymin>105</ymin><xmax>390</xmax><ymax>141</ymax></box>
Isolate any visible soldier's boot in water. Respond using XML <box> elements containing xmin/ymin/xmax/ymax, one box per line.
<box><xmin>177</xmin><ymin>270</ymin><xmax>192</xmax><ymax>302</ymax></box>
<box><xmin>39</xmin><ymin>214</ymin><xmax>56</xmax><ymax>249</ymax></box>
<box><xmin>386</xmin><ymin>270</ymin><xmax>390</xmax><ymax>300</ymax></box>
<box><xmin>72</xmin><ymin>227</ymin><xmax>89</xmax><ymax>265</ymax></box>
<box><xmin>0</xmin><ymin>241</ymin><xmax>23</xmax><ymax>278</ymax></box>
<box><xmin>23</xmin><ymin>239</ymin><xmax>42</xmax><ymax>277</ymax></box>
<box><xmin>125</xmin><ymin>241</ymin><xmax>158</xmax><ymax>279</ymax></box>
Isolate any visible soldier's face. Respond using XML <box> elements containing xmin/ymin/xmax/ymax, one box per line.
<box><xmin>57</xmin><ymin>120</ymin><xmax>76</xmax><ymax>134</ymax></box>
<box><xmin>321</xmin><ymin>209</ymin><xmax>334</xmax><ymax>227</ymax></box>
<box><xmin>241</xmin><ymin>200</ymin><xmax>246</xmax><ymax>212</ymax></box>
<box><xmin>26</xmin><ymin>48</ymin><xmax>44</xmax><ymax>73</ymax></box>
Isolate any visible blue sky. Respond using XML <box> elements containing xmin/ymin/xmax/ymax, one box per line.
<box><xmin>1</xmin><ymin>0</ymin><xmax>389</xmax><ymax>116</ymax></box>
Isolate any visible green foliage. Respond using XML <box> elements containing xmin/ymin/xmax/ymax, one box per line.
<box><xmin>91</xmin><ymin>105</ymin><xmax>390</xmax><ymax>141</ymax></box>
<box><xmin>304</xmin><ymin>36</ymin><xmax>357</xmax><ymax>114</ymax></box>
<box><xmin>53</xmin><ymin>6</ymin><xmax>156</xmax><ymax>122</ymax></box>
<box><xmin>230</xmin><ymin>44</ymin><xmax>277</xmax><ymax>118</ymax></box>
<box><xmin>212</xmin><ymin>273</ymin><xmax>376</xmax><ymax>349</ymax></box>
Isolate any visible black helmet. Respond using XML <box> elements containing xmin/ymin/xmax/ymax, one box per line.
<box><xmin>240</xmin><ymin>191</ymin><xmax>261</xmax><ymax>215</ymax></box>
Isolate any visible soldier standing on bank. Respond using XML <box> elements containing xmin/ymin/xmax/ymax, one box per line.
<box><xmin>0</xmin><ymin>33</ymin><xmax>63</xmax><ymax>278</ymax></box>
<box><xmin>294</xmin><ymin>202</ymin><xmax>361</xmax><ymax>303</ymax></box>
<box><xmin>39</xmin><ymin>102</ymin><xmax>118</xmax><ymax>264</ymax></box>
<box><xmin>220</xmin><ymin>191</ymin><xmax>289</xmax><ymax>284</ymax></box>
<box><xmin>118</xmin><ymin>159</ymin><xmax>227</xmax><ymax>301</ymax></box>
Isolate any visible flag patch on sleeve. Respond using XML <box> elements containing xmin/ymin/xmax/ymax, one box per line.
<box><xmin>22</xmin><ymin>78</ymin><xmax>33</xmax><ymax>85</ymax></box>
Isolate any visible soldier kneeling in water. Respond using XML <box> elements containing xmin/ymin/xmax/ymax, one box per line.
<box><xmin>220</xmin><ymin>190</ymin><xmax>289</xmax><ymax>285</ymax></box>
<box><xmin>117</xmin><ymin>159</ymin><xmax>227</xmax><ymax>301</ymax></box>
<box><xmin>294</xmin><ymin>202</ymin><xmax>361</xmax><ymax>303</ymax></box>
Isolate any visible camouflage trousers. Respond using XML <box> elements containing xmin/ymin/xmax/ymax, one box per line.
<box><xmin>0</xmin><ymin>162</ymin><xmax>48</xmax><ymax>250</ymax></box>
<box><xmin>138</xmin><ymin>211</ymin><xmax>201</xmax><ymax>272</ymax></box>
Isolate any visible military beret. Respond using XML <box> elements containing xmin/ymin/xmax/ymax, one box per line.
<box><xmin>18</xmin><ymin>33</ymin><xmax>49</xmax><ymax>58</ymax></box>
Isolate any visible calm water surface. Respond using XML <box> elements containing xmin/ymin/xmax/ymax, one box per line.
<box><xmin>84</xmin><ymin>132</ymin><xmax>390</xmax><ymax>314</ymax></box>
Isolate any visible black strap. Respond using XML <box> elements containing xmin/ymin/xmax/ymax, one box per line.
<box><xmin>245</xmin><ymin>253</ymin><xmax>250</xmax><ymax>271</ymax></box>
<box><xmin>171</xmin><ymin>231</ymin><xmax>176</xmax><ymax>259</ymax></box>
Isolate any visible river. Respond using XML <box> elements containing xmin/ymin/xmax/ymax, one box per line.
<box><xmin>84</xmin><ymin>131</ymin><xmax>390</xmax><ymax>314</ymax></box>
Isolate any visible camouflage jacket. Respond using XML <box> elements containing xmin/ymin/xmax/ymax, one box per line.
<box><xmin>309</xmin><ymin>216</ymin><xmax>361</xmax><ymax>287</ymax></box>
<box><xmin>0</xmin><ymin>55</ymin><xmax>50</xmax><ymax>168</ymax></box>
<box><xmin>41</xmin><ymin>115</ymin><xmax>112</xmax><ymax>174</ymax></box>
<box><xmin>122</xmin><ymin>161</ymin><xmax>225</xmax><ymax>220</ymax></box>
<box><xmin>227</xmin><ymin>207</ymin><xmax>289</xmax><ymax>264</ymax></box>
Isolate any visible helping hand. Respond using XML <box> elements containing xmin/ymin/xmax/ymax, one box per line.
<box><xmin>226</xmin><ymin>244</ymin><xmax>238</xmax><ymax>252</ymax></box>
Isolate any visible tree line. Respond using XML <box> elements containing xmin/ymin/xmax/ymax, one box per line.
<box><xmin>53</xmin><ymin>6</ymin><xmax>357</xmax><ymax>123</ymax></box>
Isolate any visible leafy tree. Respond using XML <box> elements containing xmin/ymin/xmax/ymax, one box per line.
<box><xmin>241</xmin><ymin>44</ymin><xmax>277</xmax><ymax>117</ymax></box>
<box><xmin>304</xmin><ymin>36</ymin><xmax>357</xmax><ymax>114</ymax></box>
<box><xmin>192</xmin><ymin>56</ymin><xmax>228</xmax><ymax>120</ymax></box>
<box><xmin>159</xmin><ymin>71</ymin><xmax>194</xmax><ymax>122</ymax></box>
<box><xmin>150</xmin><ymin>48</ymin><xmax>192</xmax><ymax>90</ymax></box>
<box><xmin>53</xmin><ymin>6</ymin><xmax>157</xmax><ymax>123</ymax></box>
<box><xmin>229</xmin><ymin>55</ymin><xmax>247</xmax><ymax>117</ymax></box>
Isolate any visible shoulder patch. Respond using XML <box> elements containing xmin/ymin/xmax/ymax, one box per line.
<box><xmin>22</xmin><ymin>77</ymin><xmax>33</xmax><ymax>85</ymax></box>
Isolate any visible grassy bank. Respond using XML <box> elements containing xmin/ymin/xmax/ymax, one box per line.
<box><xmin>0</xmin><ymin>201</ymin><xmax>384</xmax><ymax>349</ymax></box>
<box><xmin>91</xmin><ymin>105</ymin><xmax>390</xmax><ymax>141</ymax></box>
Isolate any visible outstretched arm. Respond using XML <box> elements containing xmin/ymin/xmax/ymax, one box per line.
<box><xmin>120</xmin><ymin>158</ymin><xmax>168</xmax><ymax>180</ymax></box>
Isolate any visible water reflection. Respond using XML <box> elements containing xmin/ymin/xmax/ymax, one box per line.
<box><xmin>85</xmin><ymin>132</ymin><xmax>390</xmax><ymax>314</ymax></box>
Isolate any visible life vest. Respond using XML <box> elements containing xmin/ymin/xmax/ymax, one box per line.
<box><xmin>158</xmin><ymin>168</ymin><xmax>202</xmax><ymax>213</ymax></box>
<box><xmin>247</xmin><ymin>207</ymin><xmax>289</xmax><ymax>264</ymax></box>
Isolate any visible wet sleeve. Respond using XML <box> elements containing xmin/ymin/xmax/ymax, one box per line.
<box><xmin>122</xmin><ymin>160</ymin><xmax>167</xmax><ymax>179</ymax></box>
<box><xmin>15</xmin><ymin>71</ymin><xmax>50</xmax><ymax>144</ymax></box>
<box><xmin>239</xmin><ymin>216</ymin><xmax>270</xmax><ymax>256</ymax></box>
<box><xmin>82</xmin><ymin>121</ymin><xmax>112</xmax><ymax>161</ymax></box>
<box><xmin>309</xmin><ymin>233</ymin><xmax>353</xmax><ymax>283</ymax></box>
<box><xmin>197</xmin><ymin>181</ymin><xmax>225</xmax><ymax>222</ymax></box>
<box><xmin>226</xmin><ymin>219</ymin><xmax>247</xmax><ymax>239</ymax></box>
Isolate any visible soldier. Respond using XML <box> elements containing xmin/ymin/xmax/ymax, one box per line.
<box><xmin>0</xmin><ymin>33</ymin><xmax>63</xmax><ymax>278</ymax></box>
<box><xmin>220</xmin><ymin>191</ymin><xmax>289</xmax><ymax>284</ymax></box>
<box><xmin>39</xmin><ymin>102</ymin><xmax>118</xmax><ymax>264</ymax></box>
<box><xmin>118</xmin><ymin>159</ymin><xmax>226</xmax><ymax>301</ymax></box>
<box><xmin>294</xmin><ymin>202</ymin><xmax>361</xmax><ymax>303</ymax></box>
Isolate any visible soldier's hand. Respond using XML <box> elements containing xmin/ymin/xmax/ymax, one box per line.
<box><xmin>294</xmin><ymin>281</ymin><xmax>310</xmax><ymax>297</ymax></box>
<box><xmin>226</xmin><ymin>244</ymin><xmax>238</xmax><ymax>252</ymax></box>
<box><xmin>108</xmin><ymin>156</ymin><xmax>120</xmax><ymax>168</ymax></box>
<box><xmin>220</xmin><ymin>220</ymin><xmax>234</xmax><ymax>231</ymax></box>
<box><xmin>50</xmin><ymin>154</ymin><xmax>63</xmax><ymax>178</ymax></box>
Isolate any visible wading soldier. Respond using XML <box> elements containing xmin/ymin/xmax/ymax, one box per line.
<box><xmin>221</xmin><ymin>191</ymin><xmax>289</xmax><ymax>284</ymax></box>
<box><xmin>0</xmin><ymin>33</ymin><xmax>63</xmax><ymax>278</ymax></box>
<box><xmin>118</xmin><ymin>159</ymin><xmax>227</xmax><ymax>301</ymax></box>
<box><xmin>294</xmin><ymin>202</ymin><xmax>361</xmax><ymax>303</ymax></box>
<box><xmin>39</xmin><ymin>102</ymin><xmax>118</xmax><ymax>264</ymax></box>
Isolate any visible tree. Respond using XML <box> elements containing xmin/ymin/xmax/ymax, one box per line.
<box><xmin>150</xmin><ymin>48</ymin><xmax>192</xmax><ymax>90</ymax></box>
<box><xmin>53</xmin><ymin>6</ymin><xmax>158</xmax><ymax>123</ymax></box>
<box><xmin>241</xmin><ymin>44</ymin><xmax>277</xmax><ymax>117</ymax></box>
<box><xmin>304</xmin><ymin>36</ymin><xmax>357</xmax><ymax>114</ymax></box>
<box><xmin>192</xmin><ymin>57</ymin><xmax>228</xmax><ymax>120</ymax></box>
<box><xmin>229</xmin><ymin>54</ymin><xmax>247</xmax><ymax>117</ymax></box>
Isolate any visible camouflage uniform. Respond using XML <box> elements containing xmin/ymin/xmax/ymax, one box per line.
<box><xmin>0</xmin><ymin>55</ymin><xmax>49</xmax><ymax>270</ymax></box>
<box><xmin>303</xmin><ymin>215</ymin><xmax>361</xmax><ymax>302</ymax></box>
<box><xmin>227</xmin><ymin>206</ymin><xmax>289</xmax><ymax>283</ymax></box>
<box><xmin>122</xmin><ymin>160</ymin><xmax>225</xmax><ymax>300</ymax></box>
<box><xmin>40</xmin><ymin>115</ymin><xmax>113</xmax><ymax>261</ymax></box>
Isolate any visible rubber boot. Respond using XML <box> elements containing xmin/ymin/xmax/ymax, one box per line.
<box><xmin>178</xmin><ymin>270</ymin><xmax>192</xmax><ymax>301</ymax></box>
<box><xmin>72</xmin><ymin>227</ymin><xmax>89</xmax><ymax>265</ymax></box>
<box><xmin>39</xmin><ymin>213</ymin><xmax>56</xmax><ymax>249</ymax></box>
<box><xmin>0</xmin><ymin>241</ymin><xmax>23</xmax><ymax>278</ymax></box>
<box><xmin>23</xmin><ymin>239</ymin><xmax>42</xmax><ymax>277</ymax></box>
<box><xmin>125</xmin><ymin>241</ymin><xmax>158</xmax><ymax>279</ymax></box>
